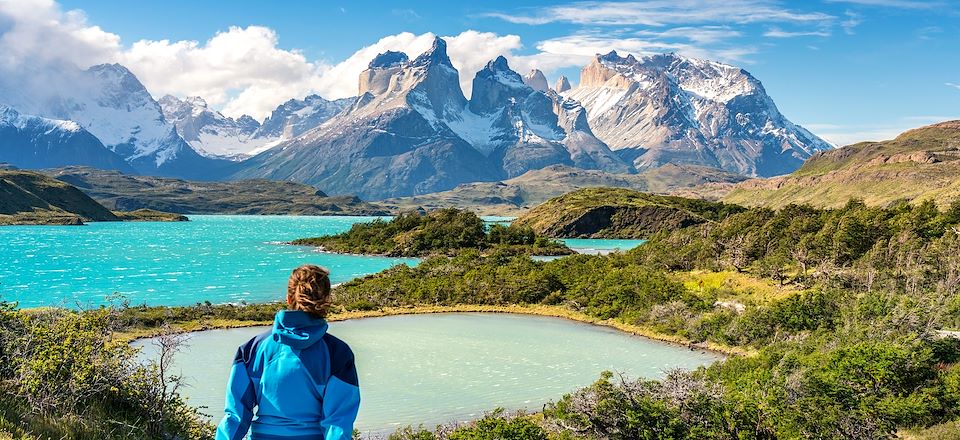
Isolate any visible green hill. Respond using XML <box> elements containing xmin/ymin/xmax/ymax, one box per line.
<box><xmin>1</xmin><ymin>168</ymin><xmax>187</xmax><ymax>225</ymax></box>
<box><xmin>513</xmin><ymin>187</ymin><xmax>743</xmax><ymax>238</ymax></box>
<box><xmin>0</xmin><ymin>169</ymin><xmax>119</xmax><ymax>225</ymax></box>
<box><xmin>46</xmin><ymin>167</ymin><xmax>389</xmax><ymax>215</ymax></box>
<box><xmin>723</xmin><ymin>120</ymin><xmax>960</xmax><ymax>208</ymax></box>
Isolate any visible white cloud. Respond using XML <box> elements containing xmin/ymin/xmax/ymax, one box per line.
<box><xmin>825</xmin><ymin>0</ymin><xmax>942</xmax><ymax>9</ymax></box>
<box><xmin>946</xmin><ymin>82</ymin><xmax>960</xmax><ymax>91</ymax></box>
<box><xmin>486</xmin><ymin>0</ymin><xmax>834</xmax><ymax>26</ymax></box>
<box><xmin>0</xmin><ymin>0</ymin><xmax>119</xmax><ymax>68</ymax></box>
<box><xmin>119</xmin><ymin>26</ymin><xmax>331</xmax><ymax>119</ymax></box>
<box><xmin>841</xmin><ymin>11</ymin><xmax>863</xmax><ymax>34</ymax></box>
<box><xmin>763</xmin><ymin>27</ymin><xmax>831</xmax><ymax>38</ymax></box>
<box><xmin>0</xmin><ymin>1</ymin><xmax>533</xmax><ymax>119</ymax></box>
<box><xmin>533</xmin><ymin>32</ymin><xmax>757</xmax><ymax>65</ymax></box>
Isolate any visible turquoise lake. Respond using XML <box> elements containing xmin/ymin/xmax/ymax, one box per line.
<box><xmin>0</xmin><ymin>215</ymin><xmax>418</xmax><ymax>308</ymax></box>
<box><xmin>0</xmin><ymin>216</ymin><xmax>647</xmax><ymax>308</ymax></box>
<box><xmin>134</xmin><ymin>313</ymin><xmax>722</xmax><ymax>434</ymax></box>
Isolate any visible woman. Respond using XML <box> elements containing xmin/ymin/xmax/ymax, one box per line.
<box><xmin>217</xmin><ymin>264</ymin><xmax>360</xmax><ymax>440</ymax></box>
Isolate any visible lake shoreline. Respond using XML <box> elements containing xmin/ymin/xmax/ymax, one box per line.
<box><xmin>118</xmin><ymin>303</ymin><xmax>746</xmax><ymax>357</ymax></box>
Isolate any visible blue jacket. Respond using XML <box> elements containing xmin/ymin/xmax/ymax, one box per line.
<box><xmin>216</xmin><ymin>310</ymin><xmax>360</xmax><ymax>440</ymax></box>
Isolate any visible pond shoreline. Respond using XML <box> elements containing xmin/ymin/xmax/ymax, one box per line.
<box><xmin>120</xmin><ymin>303</ymin><xmax>746</xmax><ymax>357</ymax></box>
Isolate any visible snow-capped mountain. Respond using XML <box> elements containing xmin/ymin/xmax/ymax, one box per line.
<box><xmin>235</xmin><ymin>39</ymin><xmax>631</xmax><ymax>199</ymax></box>
<box><xmin>0</xmin><ymin>63</ymin><xmax>228</xmax><ymax>179</ymax></box>
<box><xmin>0</xmin><ymin>105</ymin><xmax>134</xmax><ymax>172</ymax></box>
<box><xmin>453</xmin><ymin>55</ymin><xmax>630</xmax><ymax>176</ymax></box>
<box><xmin>234</xmin><ymin>38</ymin><xmax>499</xmax><ymax>199</ymax></box>
<box><xmin>254</xmin><ymin>94</ymin><xmax>353</xmax><ymax>140</ymax></box>
<box><xmin>564</xmin><ymin>52</ymin><xmax>831</xmax><ymax>177</ymax></box>
<box><xmin>159</xmin><ymin>95</ymin><xmax>260</xmax><ymax>160</ymax></box>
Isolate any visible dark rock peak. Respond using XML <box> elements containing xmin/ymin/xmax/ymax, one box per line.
<box><xmin>412</xmin><ymin>37</ymin><xmax>453</xmax><ymax>68</ymax></box>
<box><xmin>476</xmin><ymin>56</ymin><xmax>524</xmax><ymax>85</ymax></box>
<box><xmin>368</xmin><ymin>50</ymin><xmax>409</xmax><ymax>69</ymax></box>
<box><xmin>488</xmin><ymin>55</ymin><xmax>510</xmax><ymax>71</ymax></box>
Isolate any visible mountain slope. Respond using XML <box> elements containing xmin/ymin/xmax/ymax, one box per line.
<box><xmin>0</xmin><ymin>105</ymin><xmax>135</xmax><ymax>173</ymax></box>
<box><xmin>0</xmin><ymin>168</ymin><xmax>118</xmax><ymax>224</ymax></box>
<box><xmin>564</xmin><ymin>52</ymin><xmax>831</xmax><ymax>177</ymax></box>
<box><xmin>722</xmin><ymin>120</ymin><xmax>960</xmax><ymax>208</ymax></box>
<box><xmin>47</xmin><ymin>167</ymin><xmax>389</xmax><ymax>215</ymax></box>
<box><xmin>0</xmin><ymin>63</ymin><xmax>230</xmax><ymax>179</ymax></box>
<box><xmin>254</xmin><ymin>94</ymin><xmax>353</xmax><ymax>140</ymax></box>
<box><xmin>159</xmin><ymin>95</ymin><xmax>260</xmax><ymax>160</ymax></box>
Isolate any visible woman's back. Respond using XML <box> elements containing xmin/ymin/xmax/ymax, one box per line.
<box><xmin>217</xmin><ymin>265</ymin><xmax>360</xmax><ymax>440</ymax></box>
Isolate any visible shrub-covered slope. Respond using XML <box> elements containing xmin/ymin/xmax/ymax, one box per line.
<box><xmin>513</xmin><ymin>187</ymin><xmax>743</xmax><ymax>238</ymax></box>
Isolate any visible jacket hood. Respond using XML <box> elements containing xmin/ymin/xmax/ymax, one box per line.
<box><xmin>271</xmin><ymin>310</ymin><xmax>329</xmax><ymax>350</ymax></box>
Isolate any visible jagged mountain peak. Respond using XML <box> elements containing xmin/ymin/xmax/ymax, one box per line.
<box><xmin>412</xmin><ymin>36</ymin><xmax>453</xmax><ymax>68</ymax></box>
<box><xmin>87</xmin><ymin>63</ymin><xmax>138</xmax><ymax>80</ymax></box>
<box><xmin>184</xmin><ymin>96</ymin><xmax>208</xmax><ymax>108</ymax></box>
<box><xmin>555</xmin><ymin>75</ymin><xmax>572</xmax><ymax>93</ymax></box>
<box><xmin>369</xmin><ymin>50</ymin><xmax>409</xmax><ymax>69</ymax></box>
<box><xmin>522</xmin><ymin>69</ymin><xmax>550</xmax><ymax>92</ymax></box>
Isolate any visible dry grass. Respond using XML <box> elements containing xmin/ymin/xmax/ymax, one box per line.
<box><xmin>678</xmin><ymin>270</ymin><xmax>801</xmax><ymax>304</ymax></box>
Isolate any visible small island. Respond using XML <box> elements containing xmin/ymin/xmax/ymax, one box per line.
<box><xmin>291</xmin><ymin>208</ymin><xmax>572</xmax><ymax>257</ymax></box>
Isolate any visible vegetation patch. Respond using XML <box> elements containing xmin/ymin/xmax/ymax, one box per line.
<box><xmin>292</xmin><ymin>208</ymin><xmax>571</xmax><ymax>257</ymax></box>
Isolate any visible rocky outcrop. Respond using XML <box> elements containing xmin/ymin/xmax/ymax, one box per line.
<box><xmin>554</xmin><ymin>75</ymin><xmax>572</xmax><ymax>93</ymax></box>
<box><xmin>522</xmin><ymin>69</ymin><xmax>550</xmax><ymax>92</ymax></box>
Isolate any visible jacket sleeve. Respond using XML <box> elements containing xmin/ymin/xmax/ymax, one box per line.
<box><xmin>216</xmin><ymin>348</ymin><xmax>256</xmax><ymax>440</ymax></box>
<box><xmin>321</xmin><ymin>348</ymin><xmax>360</xmax><ymax>440</ymax></box>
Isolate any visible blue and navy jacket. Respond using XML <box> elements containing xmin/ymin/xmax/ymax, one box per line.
<box><xmin>216</xmin><ymin>310</ymin><xmax>360</xmax><ymax>440</ymax></box>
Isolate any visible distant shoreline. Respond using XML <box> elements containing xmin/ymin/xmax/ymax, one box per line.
<box><xmin>119</xmin><ymin>303</ymin><xmax>745</xmax><ymax>357</ymax></box>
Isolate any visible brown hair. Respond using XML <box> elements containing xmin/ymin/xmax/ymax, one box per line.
<box><xmin>287</xmin><ymin>264</ymin><xmax>332</xmax><ymax>319</ymax></box>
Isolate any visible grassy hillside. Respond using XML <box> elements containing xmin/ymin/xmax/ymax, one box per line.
<box><xmin>723</xmin><ymin>120</ymin><xmax>960</xmax><ymax>208</ymax></box>
<box><xmin>0</xmin><ymin>169</ymin><xmax>118</xmax><ymax>225</ymax></box>
<box><xmin>380</xmin><ymin>164</ymin><xmax>747</xmax><ymax>216</ymax></box>
<box><xmin>513</xmin><ymin>187</ymin><xmax>743</xmax><ymax>238</ymax></box>
<box><xmin>46</xmin><ymin>167</ymin><xmax>389</xmax><ymax>216</ymax></box>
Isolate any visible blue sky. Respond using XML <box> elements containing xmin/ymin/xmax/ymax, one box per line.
<box><xmin>30</xmin><ymin>1</ymin><xmax>960</xmax><ymax>144</ymax></box>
